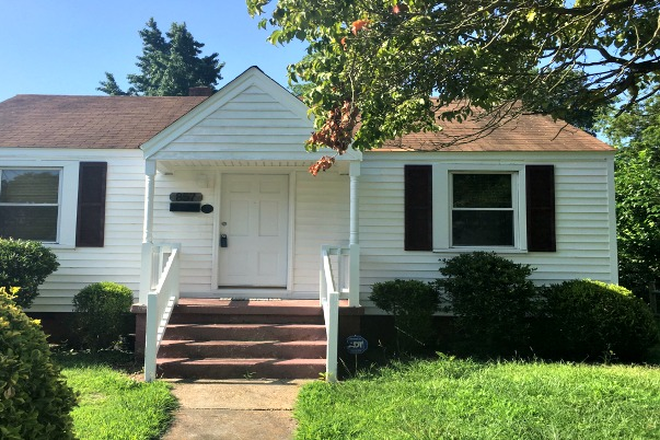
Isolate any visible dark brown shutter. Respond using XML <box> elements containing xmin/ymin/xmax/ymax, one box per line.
<box><xmin>76</xmin><ymin>162</ymin><xmax>107</xmax><ymax>247</ymax></box>
<box><xmin>526</xmin><ymin>165</ymin><xmax>556</xmax><ymax>252</ymax></box>
<box><xmin>404</xmin><ymin>165</ymin><xmax>433</xmax><ymax>251</ymax></box>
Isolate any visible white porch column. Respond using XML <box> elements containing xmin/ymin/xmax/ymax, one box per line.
<box><xmin>139</xmin><ymin>160</ymin><xmax>157</xmax><ymax>305</ymax></box>
<box><xmin>348</xmin><ymin>161</ymin><xmax>361</xmax><ymax>307</ymax></box>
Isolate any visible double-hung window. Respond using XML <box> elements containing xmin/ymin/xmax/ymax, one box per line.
<box><xmin>0</xmin><ymin>161</ymin><xmax>105</xmax><ymax>247</ymax></box>
<box><xmin>404</xmin><ymin>164</ymin><xmax>555</xmax><ymax>252</ymax></box>
<box><xmin>451</xmin><ymin>173</ymin><xmax>516</xmax><ymax>247</ymax></box>
<box><xmin>0</xmin><ymin>169</ymin><xmax>62</xmax><ymax>242</ymax></box>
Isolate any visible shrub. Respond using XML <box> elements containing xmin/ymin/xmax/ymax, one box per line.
<box><xmin>438</xmin><ymin>252</ymin><xmax>537</xmax><ymax>355</ymax></box>
<box><xmin>72</xmin><ymin>282</ymin><xmax>134</xmax><ymax>351</ymax></box>
<box><xmin>540</xmin><ymin>279</ymin><xmax>659</xmax><ymax>362</ymax></box>
<box><xmin>0</xmin><ymin>238</ymin><xmax>59</xmax><ymax>308</ymax></box>
<box><xmin>369</xmin><ymin>279</ymin><xmax>440</xmax><ymax>353</ymax></box>
<box><xmin>0</xmin><ymin>288</ymin><xmax>77</xmax><ymax>439</ymax></box>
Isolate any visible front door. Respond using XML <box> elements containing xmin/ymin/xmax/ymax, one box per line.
<box><xmin>218</xmin><ymin>174</ymin><xmax>289</xmax><ymax>287</ymax></box>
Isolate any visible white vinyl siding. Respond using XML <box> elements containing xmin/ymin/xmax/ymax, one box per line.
<box><xmin>165</xmin><ymin>85</ymin><xmax>312</xmax><ymax>154</ymax></box>
<box><xmin>151</xmin><ymin>170</ymin><xmax>216</xmax><ymax>294</ymax></box>
<box><xmin>358</xmin><ymin>151</ymin><xmax>617</xmax><ymax>313</ymax></box>
<box><xmin>292</xmin><ymin>170</ymin><xmax>349</xmax><ymax>295</ymax></box>
<box><xmin>0</xmin><ymin>149</ymin><xmax>145</xmax><ymax>312</ymax></box>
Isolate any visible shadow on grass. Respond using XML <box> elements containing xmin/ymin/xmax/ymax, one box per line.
<box><xmin>52</xmin><ymin>348</ymin><xmax>141</xmax><ymax>374</ymax></box>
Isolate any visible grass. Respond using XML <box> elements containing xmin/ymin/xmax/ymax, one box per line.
<box><xmin>295</xmin><ymin>355</ymin><xmax>660</xmax><ymax>439</ymax></box>
<box><xmin>55</xmin><ymin>351</ymin><xmax>177</xmax><ymax>440</ymax></box>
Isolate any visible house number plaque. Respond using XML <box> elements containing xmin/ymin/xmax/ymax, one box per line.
<box><xmin>169</xmin><ymin>192</ymin><xmax>203</xmax><ymax>202</ymax></box>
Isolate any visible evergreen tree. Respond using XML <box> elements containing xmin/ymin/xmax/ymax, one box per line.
<box><xmin>98</xmin><ymin>18</ymin><xmax>224</xmax><ymax>96</ymax></box>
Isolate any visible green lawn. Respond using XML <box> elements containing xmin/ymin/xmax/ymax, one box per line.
<box><xmin>295</xmin><ymin>356</ymin><xmax>660</xmax><ymax>439</ymax></box>
<box><xmin>56</xmin><ymin>352</ymin><xmax>177</xmax><ymax>440</ymax></box>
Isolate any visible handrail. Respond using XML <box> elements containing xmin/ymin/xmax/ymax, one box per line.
<box><xmin>319</xmin><ymin>244</ymin><xmax>361</xmax><ymax>382</ymax></box>
<box><xmin>320</xmin><ymin>245</ymin><xmax>339</xmax><ymax>382</ymax></box>
<box><xmin>144</xmin><ymin>244</ymin><xmax>181</xmax><ymax>382</ymax></box>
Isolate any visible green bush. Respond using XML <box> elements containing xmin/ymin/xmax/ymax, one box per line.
<box><xmin>438</xmin><ymin>252</ymin><xmax>537</xmax><ymax>355</ymax></box>
<box><xmin>0</xmin><ymin>238</ymin><xmax>59</xmax><ymax>308</ymax></box>
<box><xmin>0</xmin><ymin>288</ymin><xmax>77</xmax><ymax>439</ymax></box>
<box><xmin>369</xmin><ymin>279</ymin><xmax>440</xmax><ymax>353</ymax></box>
<box><xmin>72</xmin><ymin>282</ymin><xmax>134</xmax><ymax>351</ymax></box>
<box><xmin>540</xmin><ymin>279</ymin><xmax>659</xmax><ymax>362</ymax></box>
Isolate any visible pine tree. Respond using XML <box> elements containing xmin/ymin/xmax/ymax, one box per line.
<box><xmin>98</xmin><ymin>18</ymin><xmax>224</xmax><ymax>96</ymax></box>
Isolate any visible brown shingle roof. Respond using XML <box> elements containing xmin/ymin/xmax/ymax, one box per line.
<box><xmin>381</xmin><ymin>110</ymin><xmax>612</xmax><ymax>152</ymax></box>
<box><xmin>0</xmin><ymin>94</ymin><xmax>611</xmax><ymax>152</ymax></box>
<box><xmin>0</xmin><ymin>94</ymin><xmax>208</xmax><ymax>149</ymax></box>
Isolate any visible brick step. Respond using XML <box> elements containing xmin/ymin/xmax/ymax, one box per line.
<box><xmin>164</xmin><ymin>323</ymin><xmax>326</xmax><ymax>341</ymax></box>
<box><xmin>169</xmin><ymin>313</ymin><xmax>323</xmax><ymax>325</ymax></box>
<box><xmin>157</xmin><ymin>357</ymin><xmax>325</xmax><ymax>379</ymax></box>
<box><xmin>168</xmin><ymin>300</ymin><xmax>324</xmax><ymax>325</ymax></box>
<box><xmin>159</xmin><ymin>339</ymin><xmax>327</xmax><ymax>359</ymax></box>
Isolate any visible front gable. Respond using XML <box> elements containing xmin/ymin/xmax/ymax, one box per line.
<box><xmin>142</xmin><ymin>66</ymin><xmax>361</xmax><ymax>162</ymax></box>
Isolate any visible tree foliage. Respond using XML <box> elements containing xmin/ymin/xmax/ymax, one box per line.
<box><xmin>247</xmin><ymin>0</ymin><xmax>660</xmax><ymax>169</ymax></box>
<box><xmin>599</xmin><ymin>96</ymin><xmax>660</xmax><ymax>295</ymax></box>
<box><xmin>98</xmin><ymin>18</ymin><xmax>224</xmax><ymax>96</ymax></box>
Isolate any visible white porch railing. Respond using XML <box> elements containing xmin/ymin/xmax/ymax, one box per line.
<box><xmin>320</xmin><ymin>244</ymin><xmax>360</xmax><ymax>382</ymax></box>
<box><xmin>144</xmin><ymin>243</ymin><xmax>181</xmax><ymax>382</ymax></box>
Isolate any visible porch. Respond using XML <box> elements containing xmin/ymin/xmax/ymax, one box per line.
<box><xmin>133</xmin><ymin>244</ymin><xmax>363</xmax><ymax>381</ymax></box>
<box><xmin>131</xmin><ymin>67</ymin><xmax>366</xmax><ymax>381</ymax></box>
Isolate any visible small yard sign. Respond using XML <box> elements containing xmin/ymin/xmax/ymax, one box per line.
<box><xmin>346</xmin><ymin>335</ymin><xmax>368</xmax><ymax>355</ymax></box>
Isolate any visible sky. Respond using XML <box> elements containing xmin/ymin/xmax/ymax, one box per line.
<box><xmin>0</xmin><ymin>1</ymin><xmax>307</xmax><ymax>102</ymax></box>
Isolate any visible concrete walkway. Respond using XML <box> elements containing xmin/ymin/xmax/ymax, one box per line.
<box><xmin>162</xmin><ymin>379</ymin><xmax>308</xmax><ymax>440</ymax></box>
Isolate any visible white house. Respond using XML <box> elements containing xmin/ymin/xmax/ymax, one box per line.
<box><xmin>0</xmin><ymin>67</ymin><xmax>616</xmax><ymax>379</ymax></box>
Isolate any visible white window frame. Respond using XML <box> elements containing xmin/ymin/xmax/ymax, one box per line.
<box><xmin>0</xmin><ymin>161</ymin><xmax>79</xmax><ymax>248</ymax></box>
<box><xmin>433</xmin><ymin>164</ymin><xmax>528</xmax><ymax>252</ymax></box>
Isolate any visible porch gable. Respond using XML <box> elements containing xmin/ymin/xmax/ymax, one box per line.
<box><xmin>141</xmin><ymin>66</ymin><xmax>361</xmax><ymax>163</ymax></box>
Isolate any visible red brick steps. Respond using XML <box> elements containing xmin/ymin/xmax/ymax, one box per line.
<box><xmin>156</xmin><ymin>299</ymin><xmax>327</xmax><ymax>379</ymax></box>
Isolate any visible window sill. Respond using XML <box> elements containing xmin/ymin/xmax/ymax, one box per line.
<box><xmin>433</xmin><ymin>247</ymin><xmax>528</xmax><ymax>255</ymax></box>
<box><xmin>44</xmin><ymin>243</ymin><xmax>76</xmax><ymax>251</ymax></box>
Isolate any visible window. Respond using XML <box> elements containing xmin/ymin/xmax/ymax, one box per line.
<box><xmin>404</xmin><ymin>164</ymin><xmax>555</xmax><ymax>252</ymax></box>
<box><xmin>0</xmin><ymin>161</ymin><xmax>106</xmax><ymax>247</ymax></box>
<box><xmin>0</xmin><ymin>169</ymin><xmax>62</xmax><ymax>242</ymax></box>
<box><xmin>451</xmin><ymin>173</ymin><xmax>515</xmax><ymax>247</ymax></box>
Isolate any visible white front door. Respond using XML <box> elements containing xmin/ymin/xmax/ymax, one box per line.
<box><xmin>218</xmin><ymin>174</ymin><xmax>289</xmax><ymax>287</ymax></box>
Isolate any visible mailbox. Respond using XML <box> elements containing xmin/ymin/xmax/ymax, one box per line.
<box><xmin>170</xmin><ymin>192</ymin><xmax>203</xmax><ymax>212</ymax></box>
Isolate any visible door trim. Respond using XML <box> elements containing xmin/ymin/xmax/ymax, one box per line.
<box><xmin>211</xmin><ymin>170</ymin><xmax>296</xmax><ymax>296</ymax></box>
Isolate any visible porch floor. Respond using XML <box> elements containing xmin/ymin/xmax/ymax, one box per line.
<box><xmin>175</xmin><ymin>298</ymin><xmax>358</xmax><ymax>312</ymax></box>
